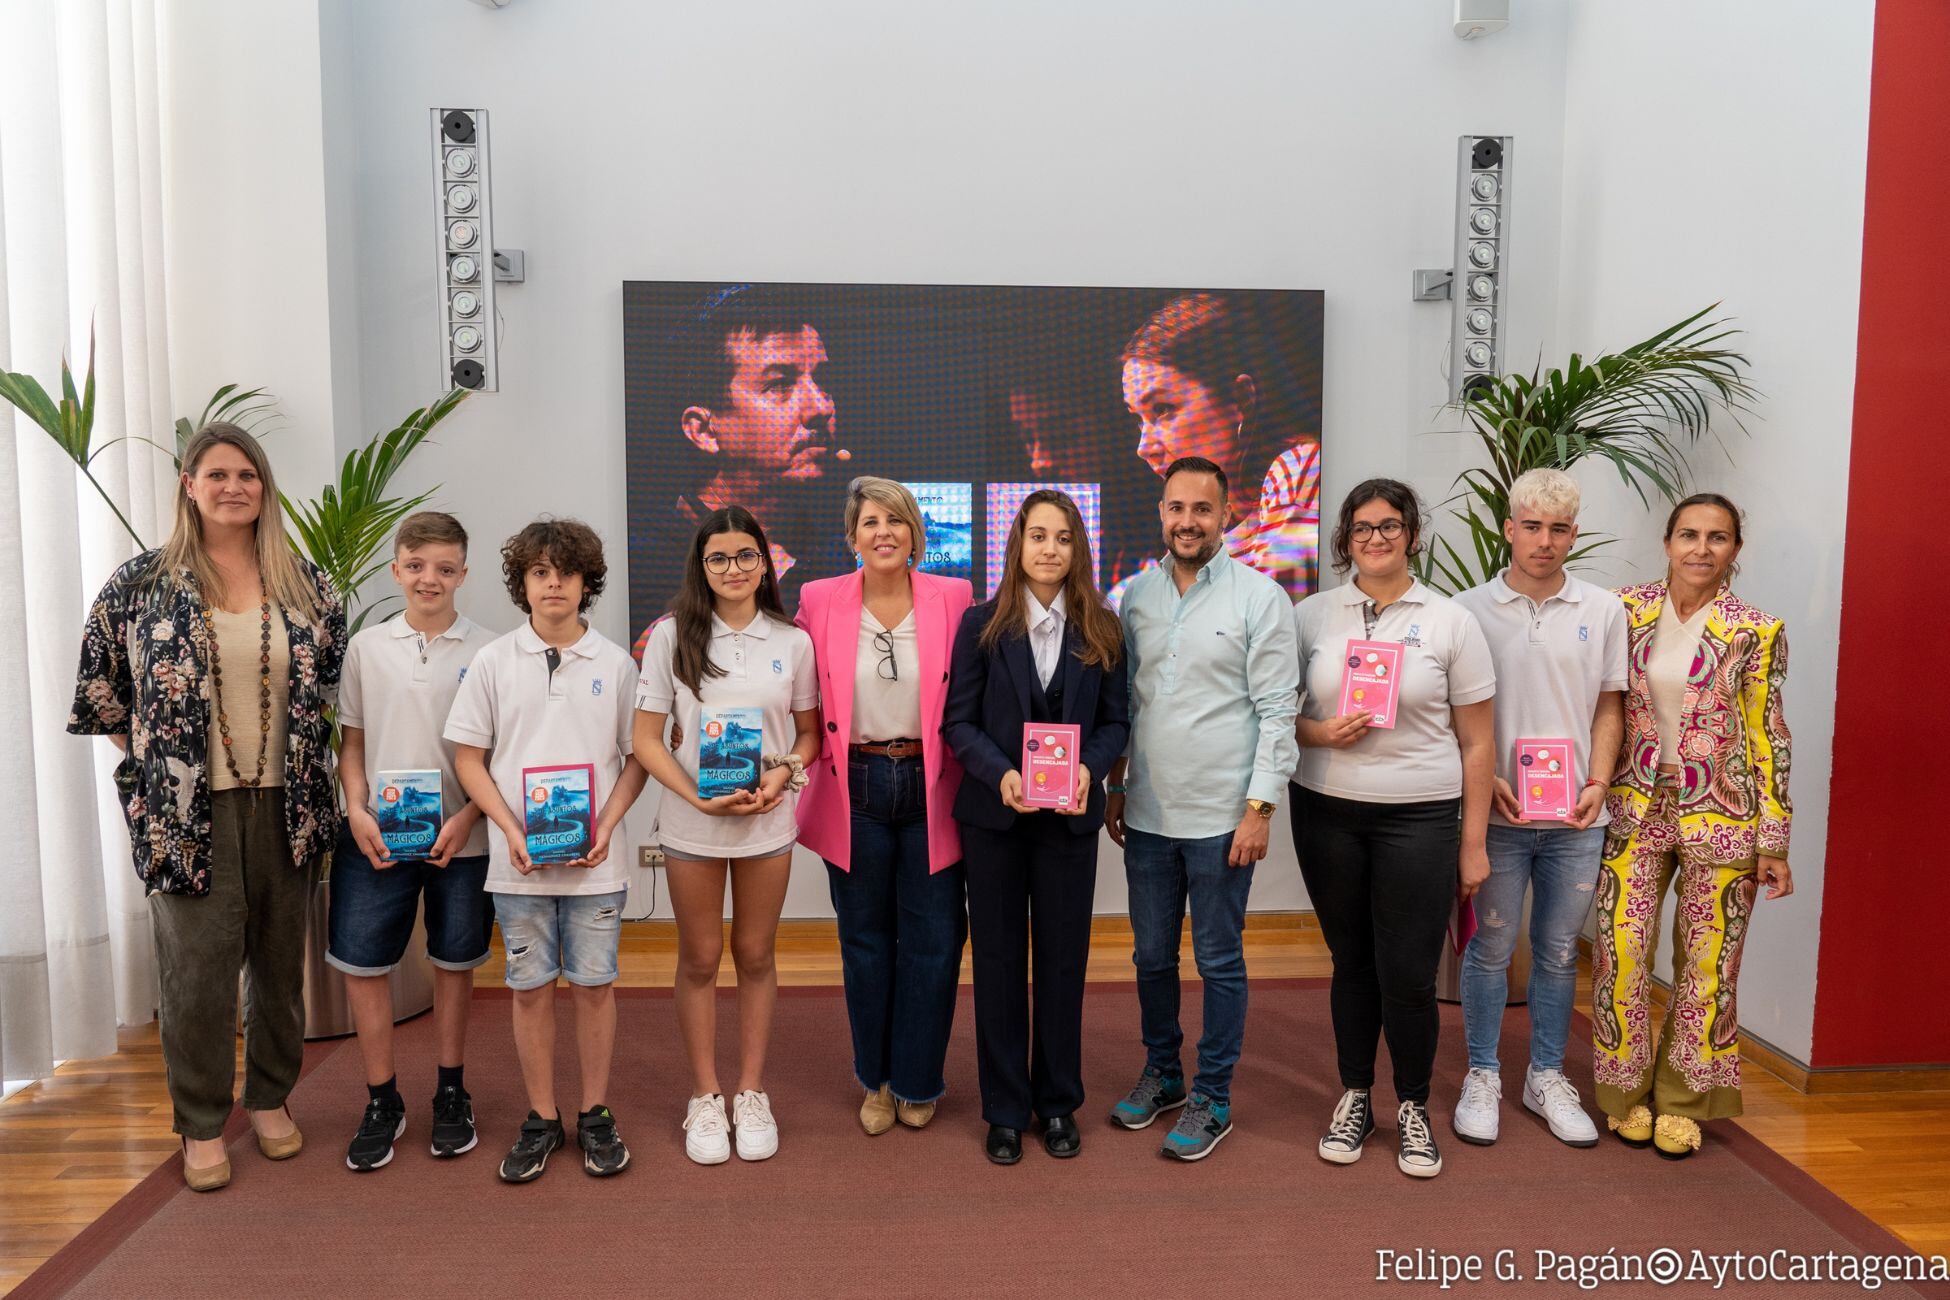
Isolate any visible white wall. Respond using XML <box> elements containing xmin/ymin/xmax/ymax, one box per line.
<box><xmin>159</xmin><ymin>0</ymin><xmax>338</xmax><ymax>501</ymax></box>
<box><xmin>318</xmin><ymin>0</ymin><xmax>1574</xmax><ymax>919</ymax></box>
<box><xmin>1554</xmin><ymin>2</ymin><xmax>1873</xmax><ymax>1062</ymax></box>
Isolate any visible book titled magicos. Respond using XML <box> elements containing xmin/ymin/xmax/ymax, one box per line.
<box><xmin>1021</xmin><ymin>722</ymin><xmax>1082</xmax><ymax>810</ymax></box>
<box><xmin>520</xmin><ymin>763</ymin><xmax>594</xmax><ymax>864</ymax></box>
<box><xmin>374</xmin><ymin>770</ymin><xmax>442</xmax><ymax>859</ymax></box>
<box><xmin>698</xmin><ymin>705</ymin><xmax>764</xmax><ymax>799</ymax></box>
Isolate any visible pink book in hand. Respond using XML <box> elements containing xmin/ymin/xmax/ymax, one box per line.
<box><xmin>1337</xmin><ymin>639</ymin><xmax>1404</xmax><ymax>729</ymax></box>
<box><xmin>1515</xmin><ymin>737</ymin><xmax>1575</xmax><ymax>821</ymax></box>
<box><xmin>1021</xmin><ymin>723</ymin><xmax>1082</xmax><ymax>810</ymax></box>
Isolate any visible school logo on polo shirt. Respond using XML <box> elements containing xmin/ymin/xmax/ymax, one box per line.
<box><xmin>1579</xmin><ymin>625</ymin><xmax>1590</xmax><ymax>641</ymax></box>
<box><xmin>772</xmin><ymin>659</ymin><xmax>783</xmax><ymax>675</ymax></box>
<box><xmin>592</xmin><ymin>678</ymin><xmax>604</xmax><ymax>697</ymax></box>
<box><xmin>1405</xmin><ymin>623</ymin><xmax>1424</xmax><ymax>648</ymax></box>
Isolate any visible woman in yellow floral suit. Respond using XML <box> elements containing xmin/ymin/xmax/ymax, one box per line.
<box><xmin>1592</xmin><ymin>493</ymin><xmax>1793</xmax><ymax>1160</ymax></box>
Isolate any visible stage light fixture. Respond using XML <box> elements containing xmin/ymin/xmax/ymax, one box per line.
<box><xmin>1448</xmin><ymin>134</ymin><xmax>1511</xmax><ymax>401</ymax></box>
<box><xmin>432</xmin><ymin>108</ymin><xmax>499</xmax><ymax>391</ymax></box>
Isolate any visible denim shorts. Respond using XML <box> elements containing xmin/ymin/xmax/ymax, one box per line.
<box><xmin>326</xmin><ymin>826</ymin><xmax>493</xmax><ymax>975</ymax></box>
<box><xmin>491</xmin><ymin>891</ymin><xmax>626</xmax><ymax>991</ymax></box>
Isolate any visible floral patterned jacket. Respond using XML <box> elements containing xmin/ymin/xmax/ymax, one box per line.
<box><xmin>1605</xmin><ymin>580</ymin><xmax>1792</xmax><ymax>861</ymax></box>
<box><xmin>67</xmin><ymin>549</ymin><xmax>346</xmax><ymax>896</ymax></box>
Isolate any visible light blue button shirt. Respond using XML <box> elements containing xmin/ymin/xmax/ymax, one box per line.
<box><xmin>1122</xmin><ymin>549</ymin><xmax>1300</xmax><ymax>840</ymax></box>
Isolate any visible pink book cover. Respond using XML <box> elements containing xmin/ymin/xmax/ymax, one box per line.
<box><xmin>1336</xmin><ymin>639</ymin><xmax>1403</xmax><ymax>729</ymax></box>
<box><xmin>1515</xmin><ymin>737</ymin><xmax>1575</xmax><ymax>821</ymax></box>
<box><xmin>1450</xmin><ymin>896</ymin><xmax>1478</xmax><ymax>954</ymax></box>
<box><xmin>1021</xmin><ymin>723</ymin><xmax>1082</xmax><ymax>810</ymax></box>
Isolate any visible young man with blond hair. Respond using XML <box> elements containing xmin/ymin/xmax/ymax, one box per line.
<box><xmin>1450</xmin><ymin>469</ymin><xmax>1626</xmax><ymax>1148</ymax></box>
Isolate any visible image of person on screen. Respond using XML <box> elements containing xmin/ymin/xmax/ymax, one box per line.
<box><xmin>1112</xmin><ymin>292</ymin><xmax>1321</xmax><ymax>603</ymax></box>
<box><xmin>635</xmin><ymin>285</ymin><xmax>841</xmax><ymax>662</ymax></box>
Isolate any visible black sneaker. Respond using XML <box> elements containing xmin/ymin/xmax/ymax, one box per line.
<box><xmin>577</xmin><ymin>1105</ymin><xmax>631</xmax><ymax>1177</ymax></box>
<box><xmin>1107</xmin><ymin>1065</ymin><xmax>1188</xmax><ymax>1130</ymax></box>
<box><xmin>498</xmin><ymin>1111</ymin><xmax>566</xmax><ymax>1183</ymax></box>
<box><xmin>1396</xmin><ymin>1100</ymin><xmax>1443</xmax><ymax>1178</ymax></box>
<box><xmin>1317</xmin><ymin>1088</ymin><xmax>1375</xmax><ymax>1165</ymax></box>
<box><xmin>345</xmin><ymin>1095</ymin><xmax>406</xmax><ymax>1172</ymax></box>
<box><xmin>430</xmin><ymin>1084</ymin><xmax>477</xmax><ymax>1157</ymax></box>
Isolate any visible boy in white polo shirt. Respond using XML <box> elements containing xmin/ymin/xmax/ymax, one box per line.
<box><xmin>447</xmin><ymin>518</ymin><xmax>648</xmax><ymax>1182</ymax></box>
<box><xmin>1451</xmin><ymin>469</ymin><xmax>1626</xmax><ymax>1149</ymax></box>
<box><xmin>331</xmin><ymin>512</ymin><xmax>493</xmax><ymax>1172</ymax></box>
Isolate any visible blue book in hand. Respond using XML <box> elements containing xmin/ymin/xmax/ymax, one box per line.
<box><xmin>374</xmin><ymin>770</ymin><xmax>442</xmax><ymax>859</ymax></box>
<box><xmin>698</xmin><ymin>706</ymin><xmax>763</xmax><ymax>799</ymax></box>
<box><xmin>520</xmin><ymin>763</ymin><xmax>594</xmax><ymax>864</ymax></box>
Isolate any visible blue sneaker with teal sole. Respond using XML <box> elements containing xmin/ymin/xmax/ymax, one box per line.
<box><xmin>1160</xmin><ymin>1094</ymin><xmax>1231</xmax><ymax>1161</ymax></box>
<box><xmin>1108</xmin><ymin>1065</ymin><xmax>1187</xmax><ymax>1130</ymax></box>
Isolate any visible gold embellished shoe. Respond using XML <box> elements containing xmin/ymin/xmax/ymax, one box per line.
<box><xmin>1653</xmin><ymin>1113</ymin><xmax>1702</xmax><ymax>1160</ymax></box>
<box><xmin>181</xmin><ymin>1140</ymin><xmax>231</xmax><ymax>1192</ymax></box>
<box><xmin>859</xmin><ymin>1085</ymin><xmax>896</xmax><ymax>1136</ymax></box>
<box><xmin>1606</xmin><ymin>1104</ymin><xmax>1654</xmax><ymax>1148</ymax></box>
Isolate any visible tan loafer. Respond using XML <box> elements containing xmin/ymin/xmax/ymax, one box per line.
<box><xmin>895</xmin><ymin>1098</ymin><xmax>936</xmax><ymax>1130</ymax></box>
<box><xmin>253</xmin><ymin>1107</ymin><xmax>304</xmax><ymax>1160</ymax></box>
<box><xmin>859</xmin><ymin>1085</ymin><xmax>895</xmax><ymax>1136</ymax></box>
<box><xmin>182</xmin><ymin>1141</ymin><xmax>231</xmax><ymax>1193</ymax></box>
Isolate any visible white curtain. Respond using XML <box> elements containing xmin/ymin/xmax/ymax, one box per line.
<box><xmin>0</xmin><ymin>0</ymin><xmax>173</xmax><ymax>1086</ymax></box>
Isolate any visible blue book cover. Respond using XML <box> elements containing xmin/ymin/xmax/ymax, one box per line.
<box><xmin>521</xmin><ymin>763</ymin><xmax>594</xmax><ymax>865</ymax></box>
<box><xmin>698</xmin><ymin>705</ymin><xmax>764</xmax><ymax>799</ymax></box>
<box><xmin>374</xmin><ymin>769</ymin><xmax>442</xmax><ymax>859</ymax></box>
<box><xmin>904</xmin><ymin>481</ymin><xmax>973</xmax><ymax>582</ymax></box>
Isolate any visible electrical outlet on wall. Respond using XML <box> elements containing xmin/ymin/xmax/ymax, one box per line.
<box><xmin>637</xmin><ymin>844</ymin><xmax>665</xmax><ymax>871</ymax></box>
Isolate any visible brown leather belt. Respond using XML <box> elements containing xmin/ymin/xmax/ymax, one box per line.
<box><xmin>851</xmin><ymin>739</ymin><xmax>924</xmax><ymax>760</ymax></box>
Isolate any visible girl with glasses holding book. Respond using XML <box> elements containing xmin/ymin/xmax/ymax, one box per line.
<box><xmin>68</xmin><ymin>423</ymin><xmax>345</xmax><ymax>1192</ymax></box>
<box><xmin>793</xmin><ymin>477</ymin><xmax>975</xmax><ymax>1137</ymax></box>
<box><xmin>632</xmin><ymin>507</ymin><xmax>819</xmax><ymax>1164</ymax></box>
<box><xmin>943</xmin><ymin>490</ymin><xmax>1129</xmax><ymax>1164</ymax></box>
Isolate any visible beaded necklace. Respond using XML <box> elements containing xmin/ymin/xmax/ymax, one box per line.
<box><xmin>205</xmin><ymin>597</ymin><xmax>273</xmax><ymax>788</ymax></box>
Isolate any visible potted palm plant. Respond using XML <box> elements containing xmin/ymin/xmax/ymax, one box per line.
<box><xmin>1413</xmin><ymin>306</ymin><xmax>1758</xmax><ymax>594</ymax></box>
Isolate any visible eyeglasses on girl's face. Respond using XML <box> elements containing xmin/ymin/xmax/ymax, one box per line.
<box><xmin>1350</xmin><ymin>519</ymin><xmax>1405</xmax><ymax>542</ymax></box>
<box><xmin>702</xmin><ymin>549</ymin><xmax>764</xmax><ymax>574</ymax></box>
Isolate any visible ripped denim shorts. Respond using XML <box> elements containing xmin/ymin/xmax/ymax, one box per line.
<box><xmin>491</xmin><ymin>890</ymin><xmax>626</xmax><ymax>991</ymax></box>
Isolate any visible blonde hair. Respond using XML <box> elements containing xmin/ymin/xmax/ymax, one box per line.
<box><xmin>1506</xmin><ymin>468</ymin><xmax>1582</xmax><ymax>522</ymax></box>
<box><xmin>843</xmin><ymin>476</ymin><xmax>926</xmax><ymax>563</ymax></box>
<box><xmin>162</xmin><ymin>423</ymin><xmax>323</xmax><ymax>618</ymax></box>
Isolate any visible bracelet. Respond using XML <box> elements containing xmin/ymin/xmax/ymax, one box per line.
<box><xmin>1583</xmin><ymin>778</ymin><xmax>1608</xmax><ymax>790</ymax></box>
<box><xmin>1107</xmin><ymin>784</ymin><xmax>1126</xmax><ymax>794</ymax></box>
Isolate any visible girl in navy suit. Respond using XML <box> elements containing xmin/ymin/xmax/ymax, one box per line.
<box><xmin>944</xmin><ymin>490</ymin><xmax>1129</xmax><ymax>1164</ymax></box>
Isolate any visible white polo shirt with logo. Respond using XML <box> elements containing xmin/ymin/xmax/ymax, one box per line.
<box><xmin>444</xmin><ymin>620</ymin><xmax>639</xmax><ymax>896</ymax></box>
<box><xmin>1293</xmin><ymin>578</ymin><xmax>1496</xmax><ymax>803</ymax></box>
<box><xmin>1454</xmin><ymin>571</ymin><xmax>1629</xmax><ymax>828</ymax></box>
<box><xmin>339</xmin><ymin>612</ymin><xmax>492</xmax><ymax>857</ymax></box>
<box><xmin>635</xmin><ymin>611</ymin><xmax>818</xmax><ymax>861</ymax></box>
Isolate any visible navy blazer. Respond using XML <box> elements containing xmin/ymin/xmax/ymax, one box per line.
<box><xmin>944</xmin><ymin>598</ymin><xmax>1130</xmax><ymax>835</ymax></box>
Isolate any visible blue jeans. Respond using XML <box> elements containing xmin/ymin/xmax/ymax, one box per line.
<box><xmin>491</xmin><ymin>891</ymin><xmax>626</xmax><ymax>991</ymax></box>
<box><xmin>1123</xmin><ymin>828</ymin><xmax>1254</xmax><ymax>1105</ymax></box>
<box><xmin>326</xmin><ymin>826</ymin><xmax>493</xmax><ymax>975</ymax></box>
<box><xmin>1461</xmin><ymin>823</ymin><xmax>1604</xmax><ymax>1072</ymax></box>
<box><xmin>825</xmin><ymin>750</ymin><xmax>967</xmax><ymax>1104</ymax></box>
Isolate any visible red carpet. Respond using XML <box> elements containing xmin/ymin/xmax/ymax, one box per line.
<box><xmin>18</xmin><ymin>981</ymin><xmax>1946</xmax><ymax>1299</ymax></box>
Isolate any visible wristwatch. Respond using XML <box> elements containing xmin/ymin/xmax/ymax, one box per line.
<box><xmin>1246</xmin><ymin>798</ymin><xmax>1276</xmax><ymax>819</ymax></box>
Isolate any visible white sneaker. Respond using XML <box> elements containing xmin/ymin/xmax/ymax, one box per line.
<box><xmin>682</xmin><ymin>1093</ymin><xmax>731</xmax><ymax>1165</ymax></box>
<box><xmin>1452</xmin><ymin>1067</ymin><xmax>1501</xmax><ymax>1145</ymax></box>
<box><xmin>732</xmin><ymin>1089</ymin><xmax>779</xmax><ymax>1162</ymax></box>
<box><xmin>1523</xmin><ymin>1066</ymin><xmax>1600</xmax><ymax>1148</ymax></box>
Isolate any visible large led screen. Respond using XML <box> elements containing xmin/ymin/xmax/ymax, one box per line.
<box><xmin>623</xmin><ymin>281</ymin><xmax>1323</xmax><ymax>656</ymax></box>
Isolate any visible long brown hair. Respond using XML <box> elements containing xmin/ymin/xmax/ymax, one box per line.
<box><xmin>668</xmin><ymin>506</ymin><xmax>789</xmax><ymax>696</ymax></box>
<box><xmin>980</xmin><ymin>490</ymin><xmax>1121</xmax><ymax>669</ymax></box>
<box><xmin>160</xmin><ymin>423</ymin><xmax>322</xmax><ymax>617</ymax></box>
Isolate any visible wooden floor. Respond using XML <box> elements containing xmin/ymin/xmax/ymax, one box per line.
<box><xmin>3</xmin><ymin>917</ymin><xmax>1946</xmax><ymax>1292</ymax></box>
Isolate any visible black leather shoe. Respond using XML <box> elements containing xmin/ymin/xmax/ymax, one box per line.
<box><xmin>1042</xmin><ymin>1114</ymin><xmax>1081</xmax><ymax>1158</ymax></box>
<box><xmin>985</xmin><ymin>1124</ymin><xmax>1022</xmax><ymax>1165</ymax></box>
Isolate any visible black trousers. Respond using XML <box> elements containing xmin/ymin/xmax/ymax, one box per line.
<box><xmin>1292</xmin><ymin>784</ymin><xmax>1460</xmax><ymax>1105</ymax></box>
<box><xmin>962</xmin><ymin>816</ymin><xmax>1099</xmax><ymax>1129</ymax></box>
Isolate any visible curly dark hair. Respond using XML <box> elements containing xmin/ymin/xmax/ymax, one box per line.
<box><xmin>501</xmin><ymin>518</ymin><xmax>608</xmax><ymax>613</ymax></box>
<box><xmin>1329</xmin><ymin>478</ymin><xmax>1424</xmax><ymax>576</ymax></box>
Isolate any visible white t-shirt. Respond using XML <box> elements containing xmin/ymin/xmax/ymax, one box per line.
<box><xmin>634</xmin><ymin>612</ymin><xmax>818</xmax><ymax>860</ymax></box>
<box><xmin>1453</xmin><ymin>572</ymin><xmax>1628</xmax><ymax>827</ymax></box>
<box><xmin>850</xmin><ymin>607</ymin><xmax>922</xmax><ymax>742</ymax></box>
<box><xmin>339</xmin><ymin>612</ymin><xmax>492</xmax><ymax>856</ymax></box>
<box><xmin>1293</xmin><ymin>578</ymin><xmax>1496</xmax><ymax>803</ymax></box>
<box><xmin>1648</xmin><ymin>598</ymin><xmax>1710</xmax><ymax>769</ymax></box>
<box><xmin>443</xmin><ymin>621</ymin><xmax>639</xmax><ymax>896</ymax></box>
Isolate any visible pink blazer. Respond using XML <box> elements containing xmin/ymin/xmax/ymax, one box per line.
<box><xmin>795</xmin><ymin>568</ymin><xmax>973</xmax><ymax>873</ymax></box>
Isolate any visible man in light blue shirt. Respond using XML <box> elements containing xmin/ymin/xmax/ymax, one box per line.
<box><xmin>1105</xmin><ymin>456</ymin><xmax>1299</xmax><ymax>1161</ymax></box>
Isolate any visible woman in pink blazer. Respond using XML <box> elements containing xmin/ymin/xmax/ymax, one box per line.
<box><xmin>796</xmin><ymin>477</ymin><xmax>974</xmax><ymax>1137</ymax></box>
